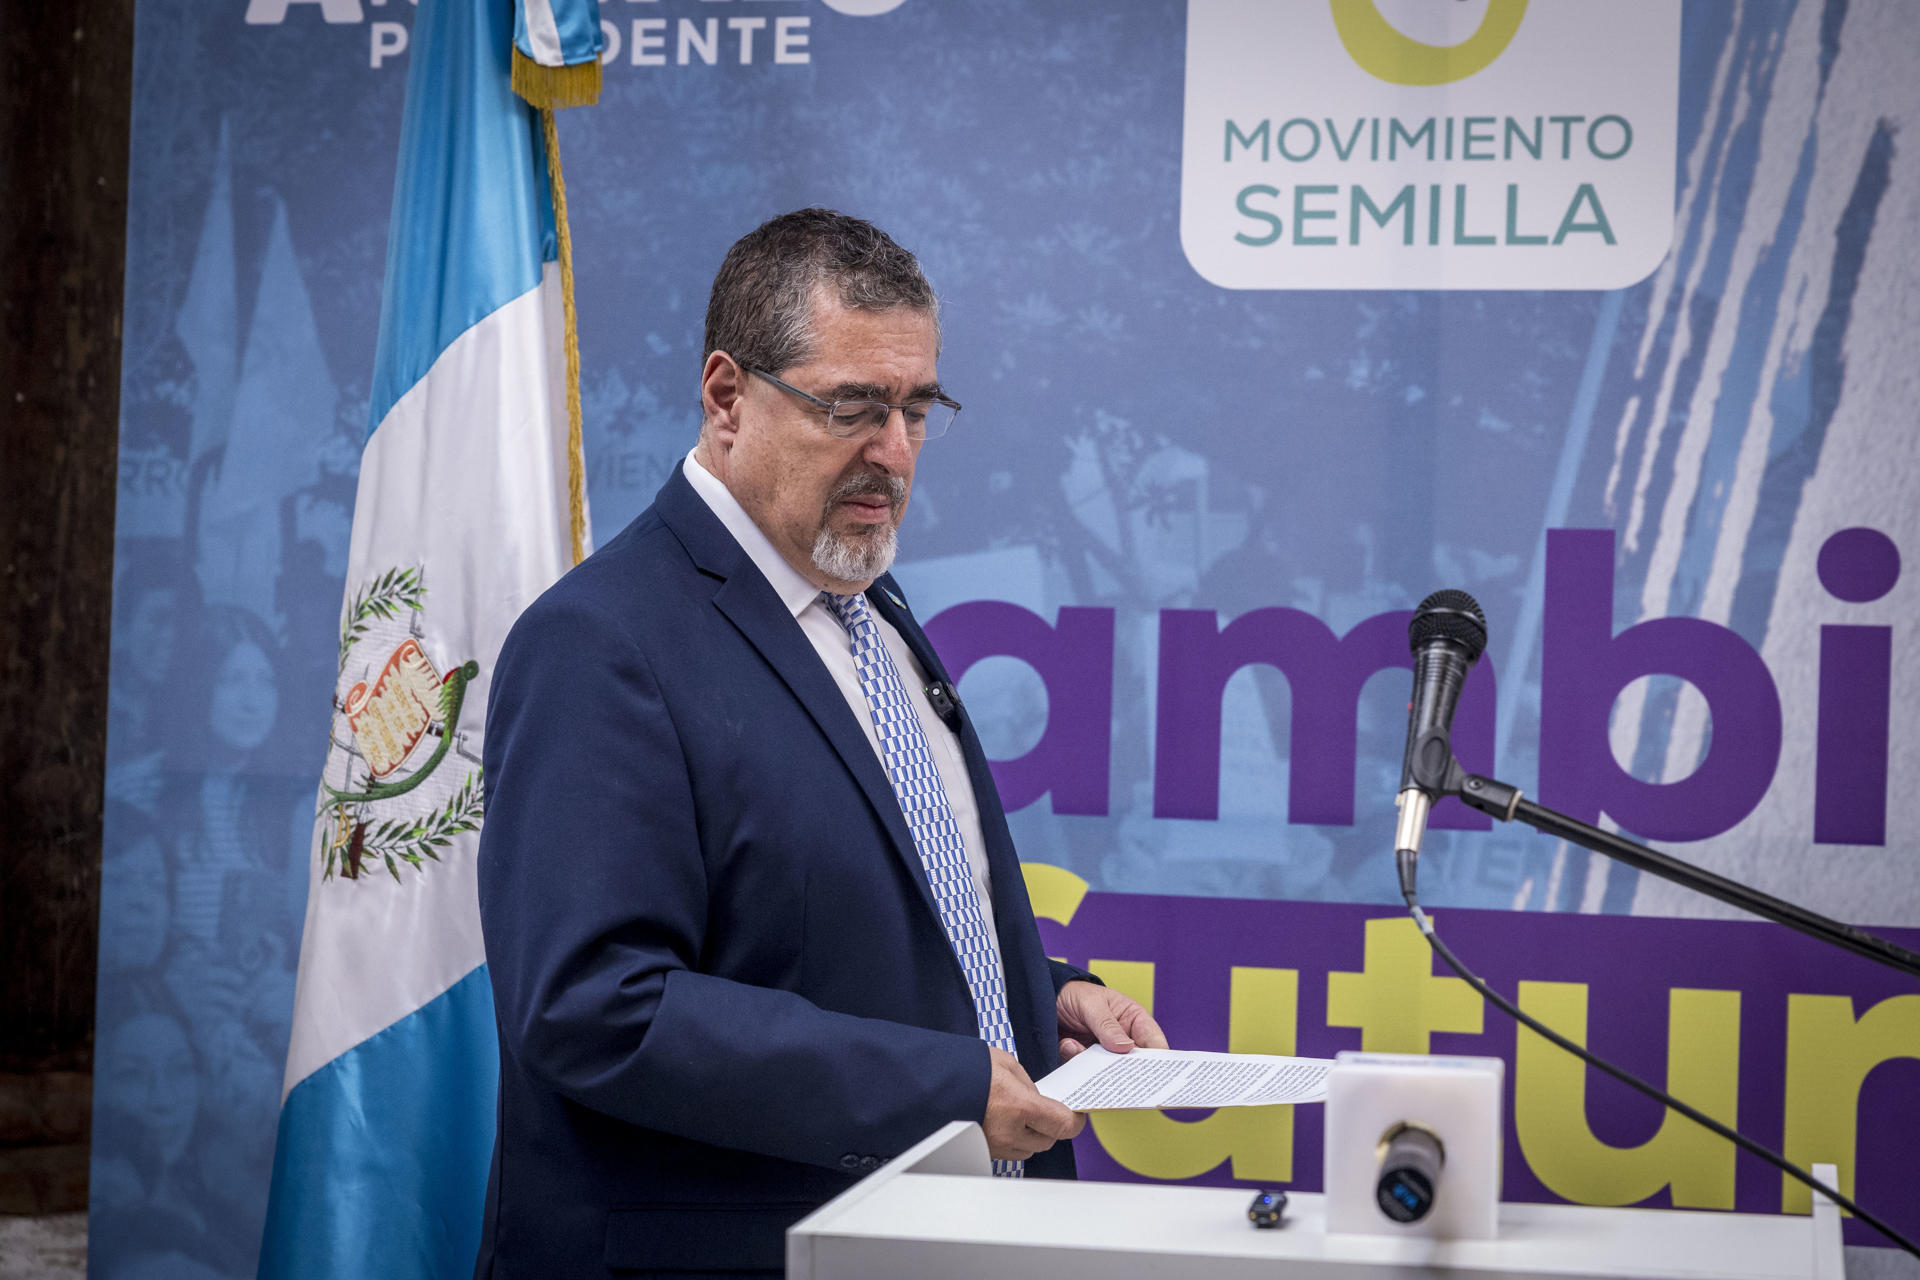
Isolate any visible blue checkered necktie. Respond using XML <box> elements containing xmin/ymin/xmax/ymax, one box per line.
<box><xmin>824</xmin><ymin>591</ymin><xmax>1024</xmax><ymax>1178</ymax></box>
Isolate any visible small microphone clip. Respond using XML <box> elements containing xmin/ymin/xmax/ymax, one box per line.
<box><xmin>924</xmin><ymin>680</ymin><xmax>964</xmax><ymax>732</ymax></box>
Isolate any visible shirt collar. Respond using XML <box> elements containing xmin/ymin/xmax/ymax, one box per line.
<box><xmin>682</xmin><ymin>449</ymin><xmax>828</xmax><ymax>619</ymax></box>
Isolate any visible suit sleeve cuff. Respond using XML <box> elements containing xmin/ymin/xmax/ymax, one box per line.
<box><xmin>1048</xmin><ymin>958</ymin><xmax>1101</xmax><ymax>993</ymax></box>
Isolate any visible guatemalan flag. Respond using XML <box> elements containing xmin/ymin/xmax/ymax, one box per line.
<box><xmin>259</xmin><ymin>1</ymin><xmax>602</xmax><ymax>1275</ymax></box>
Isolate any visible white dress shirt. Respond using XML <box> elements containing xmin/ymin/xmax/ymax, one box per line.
<box><xmin>681</xmin><ymin>452</ymin><xmax>1006</xmax><ymax>964</ymax></box>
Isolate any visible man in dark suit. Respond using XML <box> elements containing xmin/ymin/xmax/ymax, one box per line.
<box><xmin>474</xmin><ymin>209</ymin><xmax>1164</xmax><ymax>1277</ymax></box>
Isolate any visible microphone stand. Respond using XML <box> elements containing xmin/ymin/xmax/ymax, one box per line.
<box><xmin>1450</xmin><ymin>773</ymin><xmax>1920</xmax><ymax>981</ymax></box>
<box><xmin>1395</xmin><ymin>767</ymin><xmax>1920</xmax><ymax>1259</ymax></box>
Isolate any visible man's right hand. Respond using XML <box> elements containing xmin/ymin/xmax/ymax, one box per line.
<box><xmin>981</xmin><ymin>1046</ymin><xmax>1084</xmax><ymax>1161</ymax></box>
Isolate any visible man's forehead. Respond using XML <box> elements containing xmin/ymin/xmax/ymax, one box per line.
<box><xmin>807</xmin><ymin>291</ymin><xmax>937</xmax><ymax>341</ymax></box>
<box><xmin>793</xmin><ymin>296</ymin><xmax>940</xmax><ymax>387</ymax></box>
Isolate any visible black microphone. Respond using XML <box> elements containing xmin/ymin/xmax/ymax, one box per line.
<box><xmin>1395</xmin><ymin>589</ymin><xmax>1487</xmax><ymax>861</ymax></box>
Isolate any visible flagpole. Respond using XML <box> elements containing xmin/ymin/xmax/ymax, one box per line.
<box><xmin>537</xmin><ymin>106</ymin><xmax>589</xmax><ymax>567</ymax></box>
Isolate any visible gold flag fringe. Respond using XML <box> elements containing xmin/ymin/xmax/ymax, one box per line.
<box><xmin>538</xmin><ymin>106</ymin><xmax>589</xmax><ymax>567</ymax></box>
<box><xmin>512</xmin><ymin>47</ymin><xmax>601</xmax><ymax>109</ymax></box>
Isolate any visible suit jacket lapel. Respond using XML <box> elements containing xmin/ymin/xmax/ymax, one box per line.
<box><xmin>654</xmin><ymin>472</ymin><xmax>946</xmax><ymax>930</ymax></box>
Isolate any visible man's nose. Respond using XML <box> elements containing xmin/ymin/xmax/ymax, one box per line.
<box><xmin>862</xmin><ymin>407</ymin><xmax>917</xmax><ymax>473</ymax></box>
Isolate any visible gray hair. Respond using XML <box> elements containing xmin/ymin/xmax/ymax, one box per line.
<box><xmin>702</xmin><ymin>208</ymin><xmax>939</xmax><ymax>377</ymax></box>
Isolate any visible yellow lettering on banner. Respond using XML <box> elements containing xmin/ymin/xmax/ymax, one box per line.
<box><xmin>1088</xmin><ymin>965</ymin><xmax>1300</xmax><ymax>1181</ymax></box>
<box><xmin>1326</xmin><ymin>916</ymin><xmax>1482</xmax><ymax>1052</ymax></box>
<box><xmin>1021</xmin><ymin>863</ymin><xmax>1092</xmax><ymax>945</ymax></box>
<box><xmin>1781</xmin><ymin>993</ymin><xmax>1920</xmax><ymax>1214</ymax></box>
<box><xmin>1514</xmin><ymin>982</ymin><xmax>1739</xmax><ymax>1209</ymax></box>
<box><xmin>1088</xmin><ymin>959</ymin><xmax>1157</xmax><ymax>1010</ymax></box>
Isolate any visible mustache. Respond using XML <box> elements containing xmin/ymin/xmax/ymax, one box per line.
<box><xmin>826</xmin><ymin>472</ymin><xmax>907</xmax><ymax>508</ymax></box>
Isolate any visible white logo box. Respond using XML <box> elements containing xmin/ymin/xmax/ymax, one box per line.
<box><xmin>1181</xmin><ymin>0</ymin><xmax>1680</xmax><ymax>291</ymax></box>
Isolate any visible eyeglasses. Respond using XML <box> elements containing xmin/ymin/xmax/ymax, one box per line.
<box><xmin>747</xmin><ymin>366</ymin><xmax>961</xmax><ymax>441</ymax></box>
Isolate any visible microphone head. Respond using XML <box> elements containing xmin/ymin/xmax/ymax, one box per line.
<box><xmin>1408</xmin><ymin>589</ymin><xmax>1487</xmax><ymax>662</ymax></box>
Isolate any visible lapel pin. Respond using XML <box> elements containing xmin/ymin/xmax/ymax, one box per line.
<box><xmin>882</xmin><ymin>586</ymin><xmax>907</xmax><ymax>611</ymax></box>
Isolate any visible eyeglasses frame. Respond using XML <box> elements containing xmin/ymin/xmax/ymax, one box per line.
<box><xmin>744</xmin><ymin>365</ymin><xmax>962</xmax><ymax>441</ymax></box>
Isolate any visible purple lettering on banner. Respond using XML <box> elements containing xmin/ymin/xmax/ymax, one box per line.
<box><xmin>1816</xmin><ymin>626</ymin><xmax>1891</xmax><ymax>845</ymax></box>
<box><xmin>1814</xmin><ymin>528</ymin><xmax>1899</xmax><ymax>845</ymax></box>
<box><xmin>1042</xmin><ymin>887</ymin><xmax>1920</xmax><ymax>1244</ymax></box>
<box><xmin>1540</xmin><ymin>529</ymin><xmax>1781</xmax><ymax>839</ymax></box>
<box><xmin>925</xmin><ymin>602</ymin><xmax>1115</xmax><ymax>815</ymax></box>
<box><xmin>1153</xmin><ymin>607</ymin><xmax>1494</xmax><ymax>829</ymax></box>
<box><xmin>1816</xmin><ymin>527</ymin><xmax>1900</xmax><ymax>604</ymax></box>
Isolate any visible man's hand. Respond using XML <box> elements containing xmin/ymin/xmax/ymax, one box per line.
<box><xmin>1056</xmin><ymin>980</ymin><xmax>1168</xmax><ymax>1061</ymax></box>
<box><xmin>982</xmin><ymin>1047</ymin><xmax>1084</xmax><ymax>1161</ymax></box>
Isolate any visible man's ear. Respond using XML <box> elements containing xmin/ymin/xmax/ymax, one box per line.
<box><xmin>701</xmin><ymin>351</ymin><xmax>745</xmax><ymax>442</ymax></box>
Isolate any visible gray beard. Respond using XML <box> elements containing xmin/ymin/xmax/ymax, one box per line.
<box><xmin>811</xmin><ymin>471</ymin><xmax>906</xmax><ymax>585</ymax></box>
<box><xmin>812</xmin><ymin>520</ymin><xmax>898</xmax><ymax>585</ymax></box>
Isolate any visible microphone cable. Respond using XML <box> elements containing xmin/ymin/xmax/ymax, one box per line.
<box><xmin>1396</xmin><ymin>848</ymin><xmax>1920</xmax><ymax>1261</ymax></box>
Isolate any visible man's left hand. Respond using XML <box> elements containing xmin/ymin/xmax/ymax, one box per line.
<box><xmin>1055</xmin><ymin>980</ymin><xmax>1168</xmax><ymax>1061</ymax></box>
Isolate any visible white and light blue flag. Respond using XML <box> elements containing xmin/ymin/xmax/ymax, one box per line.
<box><xmin>259</xmin><ymin>0</ymin><xmax>600</xmax><ymax>1274</ymax></box>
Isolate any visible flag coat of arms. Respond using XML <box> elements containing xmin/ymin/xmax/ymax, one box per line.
<box><xmin>259</xmin><ymin>0</ymin><xmax>602</xmax><ymax>1274</ymax></box>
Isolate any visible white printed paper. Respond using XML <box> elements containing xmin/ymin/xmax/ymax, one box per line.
<box><xmin>1036</xmin><ymin>1046</ymin><xmax>1331</xmax><ymax>1111</ymax></box>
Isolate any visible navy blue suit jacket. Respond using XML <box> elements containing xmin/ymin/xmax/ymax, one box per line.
<box><xmin>474</xmin><ymin>468</ymin><xmax>1087</xmax><ymax>1277</ymax></box>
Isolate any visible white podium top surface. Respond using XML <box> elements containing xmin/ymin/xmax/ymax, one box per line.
<box><xmin>789</xmin><ymin>1123</ymin><xmax>1844</xmax><ymax>1280</ymax></box>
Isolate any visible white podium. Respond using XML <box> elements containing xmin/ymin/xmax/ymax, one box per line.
<box><xmin>788</xmin><ymin>1122</ymin><xmax>1846</xmax><ymax>1280</ymax></box>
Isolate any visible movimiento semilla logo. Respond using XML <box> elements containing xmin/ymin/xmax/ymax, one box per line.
<box><xmin>1330</xmin><ymin>0</ymin><xmax>1529</xmax><ymax>86</ymax></box>
<box><xmin>1179</xmin><ymin>0</ymin><xmax>1678</xmax><ymax>291</ymax></box>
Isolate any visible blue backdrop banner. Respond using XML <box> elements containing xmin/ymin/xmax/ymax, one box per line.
<box><xmin>99</xmin><ymin>2</ymin><xmax>1920</xmax><ymax>1274</ymax></box>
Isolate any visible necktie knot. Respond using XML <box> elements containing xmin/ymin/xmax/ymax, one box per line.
<box><xmin>824</xmin><ymin>591</ymin><xmax>873</xmax><ymax>635</ymax></box>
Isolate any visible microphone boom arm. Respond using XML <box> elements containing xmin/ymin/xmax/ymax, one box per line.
<box><xmin>1452</xmin><ymin>773</ymin><xmax>1920</xmax><ymax>981</ymax></box>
